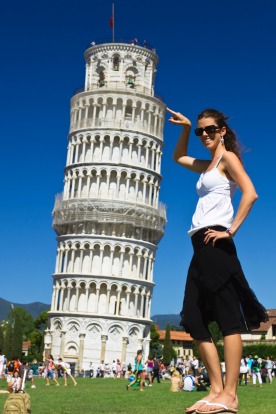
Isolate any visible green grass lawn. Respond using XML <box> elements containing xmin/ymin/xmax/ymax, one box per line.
<box><xmin>1</xmin><ymin>377</ymin><xmax>276</xmax><ymax>413</ymax></box>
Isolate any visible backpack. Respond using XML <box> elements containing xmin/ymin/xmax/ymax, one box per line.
<box><xmin>153</xmin><ymin>360</ymin><xmax>159</xmax><ymax>370</ymax></box>
<box><xmin>3</xmin><ymin>392</ymin><xmax>31</xmax><ymax>414</ymax></box>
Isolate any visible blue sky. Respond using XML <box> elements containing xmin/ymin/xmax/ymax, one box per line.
<box><xmin>0</xmin><ymin>0</ymin><xmax>275</xmax><ymax>316</ymax></box>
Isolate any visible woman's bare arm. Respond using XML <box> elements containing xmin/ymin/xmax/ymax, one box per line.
<box><xmin>167</xmin><ymin>107</ymin><xmax>209</xmax><ymax>173</ymax></box>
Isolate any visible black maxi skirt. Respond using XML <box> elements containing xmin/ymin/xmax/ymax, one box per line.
<box><xmin>180</xmin><ymin>226</ymin><xmax>268</xmax><ymax>341</ymax></box>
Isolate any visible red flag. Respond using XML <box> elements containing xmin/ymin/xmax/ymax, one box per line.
<box><xmin>110</xmin><ymin>3</ymin><xmax>114</xmax><ymax>29</ymax></box>
<box><xmin>110</xmin><ymin>3</ymin><xmax>115</xmax><ymax>42</ymax></box>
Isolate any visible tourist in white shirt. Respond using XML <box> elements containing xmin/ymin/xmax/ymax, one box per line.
<box><xmin>7</xmin><ymin>371</ymin><xmax>22</xmax><ymax>393</ymax></box>
<box><xmin>191</xmin><ymin>356</ymin><xmax>199</xmax><ymax>376</ymax></box>
<box><xmin>265</xmin><ymin>357</ymin><xmax>273</xmax><ymax>383</ymax></box>
<box><xmin>239</xmin><ymin>356</ymin><xmax>248</xmax><ymax>385</ymax></box>
<box><xmin>0</xmin><ymin>351</ymin><xmax>5</xmax><ymax>380</ymax></box>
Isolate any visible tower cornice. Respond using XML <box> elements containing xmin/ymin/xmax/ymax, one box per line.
<box><xmin>68</xmin><ymin>127</ymin><xmax>165</xmax><ymax>145</ymax></box>
<box><xmin>52</xmin><ymin>273</ymin><xmax>155</xmax><ymax>288</ymax></box>
<box><xmin>63</xmin><ymin>162</ymin><xmax>163</xmax><ymax>180</ymax></box>
<box><xmin>84</xmin><ymin>42</ymin><xmax>159</xmax><ymax>66</ymax></box>
<box><xmin>47</xmin><ymin>311</ymin><xmax>153</xmax><ymax>325</ymax></box>
<box><xmin>71</xmin><ymin>88</ymin><xmax>165</xmax><ymax>104</ymax></box>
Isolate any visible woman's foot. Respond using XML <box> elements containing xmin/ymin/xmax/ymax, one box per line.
<box><xmin>195</xmin><ymin>393</ymin><xmax>238</xmax><ymax>413</ymax></box>
<box><xmin>185</xmin><ymin>392</ymin><xmax>220</xmax><ymax>414</ymax></box>
<box><xmin>185</xmin><ymin>399</ymin><xmax>210</xmax><ymax>413</ymax></box>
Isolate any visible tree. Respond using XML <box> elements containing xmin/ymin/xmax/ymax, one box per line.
<box><xmin>0</xmin><ymin>324</ymin><xmax>4</xmax><ymax>350</ymax></box>
<box><xmin>28</xmin><ymin>330</ymin><xmax>44</xmax><ymax>361</ymax></box>
<box><xmin>149</xmin><ymin>323</ymin><xmax>162</xmax><ymax>359</ymax></box>
<box><xmin>8</xmin><ymin>307</ymin><xmax>34</xmax><ymax>339</ymax></box>
<box><xmin>170</xmin><ymin>325</ymin><xmax>182</xmax><ymax>332</ymax></box>
<box><xmin>3</xmin><ymin>323</ymin><xmax>13</xmax><ymax>360</ymax></box>
<box><xmin>162</xmin><ymin>324</ymin><xmax>175</xmax><ymax>366</ymax></box>
<box><xmin>12</xmin><ymin>313</ymin><xmax>23</xmax><ymax>358</ymax></box>
<box><xmin>34</xmin><ymin>311</ymin><xmax>49</xmax><ymax>332</ymax></box>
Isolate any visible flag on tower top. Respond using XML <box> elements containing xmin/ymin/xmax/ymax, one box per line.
<box><xmin>110</xmin><ymin>3</ymin><xmax>115</xmax><ymax>42</ymax></box>
<box><xmin>110</xmin><ymin>3</ymin><xmax>114</xmax><ymax>28</ymax></box>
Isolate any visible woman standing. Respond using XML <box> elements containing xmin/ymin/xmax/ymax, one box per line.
<box><xmin>127</xmin><ymin>349</ymin><xmax>144</xmax><ymax>391</ymax></box>
<box><xmin>167</xmin><ymin>107</ymin><xmax>268</xmax><ymax>414</ymax></box>
<box><xmin>116</xmin><ymin>359</ymin><xmax>122</xmax><ymax>379</ymax></box>
<box><xmin>43</xmin><ymin>353</ymin><xmax>60</xmax><ymax>386</ymax></box>
<box><xmin>145</xmin><ymin>355</ymin><xmax>154</xmax><ymax>386</ymax></box>
<box><xmin>239</xmin><ymin>356</ymin><xmax>248</xmax><ymax>385</ymax></box>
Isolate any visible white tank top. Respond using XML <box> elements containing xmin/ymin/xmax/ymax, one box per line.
<box><xmin>188</xmin><ymin>158</ymin><xmax>237</xmax><ymax>236</ymax></box>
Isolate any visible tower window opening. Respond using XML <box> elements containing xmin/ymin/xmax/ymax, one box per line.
<box><xmin>127</xmin><ymin>75</ymin><xmax>135</xmax><ymax>85</ymax></box>
<box><xmin>126</xmin><ymin>68</ymin><xmax>136</xmax><ymax>87</ymax></box>
<box><xmin>99</xmin><ymin>70</ymin><xmax>105</xmax><ymax>87</ymax></box>
<box><xmin>113</xmin><ymin>55</ymin><xmax>120</xmax><ymax>71</ymax></box>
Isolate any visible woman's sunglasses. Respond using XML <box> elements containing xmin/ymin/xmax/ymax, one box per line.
<box><xmin>194</xmin><ymin>125</ymin><xmax>220</xmax><ymax>136</ymax></box>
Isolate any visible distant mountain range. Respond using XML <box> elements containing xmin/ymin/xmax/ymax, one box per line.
<box><xmin>0</xmin><ymin>297</ymin><xmax>179</xmax><ymax>328</ymax></box>
<box><xmin>151</xmin><ymin>314</ymin><xmax>181</xmax><ymax>330</ymax></box>
<box><xmin>0</xmin><ymin>297</ymin><xmax>50</xmax><ymax>321</ymax></box>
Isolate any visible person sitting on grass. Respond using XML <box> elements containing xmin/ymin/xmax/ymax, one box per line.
<box><xmin>170</xmin><ymin>369</ymin><xmax>183</xmax><ymax>392</ymax></box>
<box><xmin>7</xmin><ymin>371</ymin><xmax>22</xmax><ymax>393</ymax></box>
<box><xmin>183</xmin><ymin>369</ymin><xmax>196</xmax><ymax>392</ymax></box>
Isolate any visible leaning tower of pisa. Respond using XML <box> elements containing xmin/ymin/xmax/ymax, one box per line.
<box><xmin>44</xmin><ymin>40</ymin><xmax>166</xmax><ymax>372</ymax></box>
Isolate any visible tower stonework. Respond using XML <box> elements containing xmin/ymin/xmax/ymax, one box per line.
<box><xmin>45</xmin><ymin>41</ymin><xmax>166</xmax><ymax>372</ymax></box>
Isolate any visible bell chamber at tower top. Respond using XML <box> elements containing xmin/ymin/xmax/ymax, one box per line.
<box><xmin>83</xmin><ymin>42</ymin><xmax>161</xmax><ymax>97</ymax></box>
<box><xmin>69</xmin><ymin>42</ymin><xmax>165</xmax><ymax>139</ymax></box>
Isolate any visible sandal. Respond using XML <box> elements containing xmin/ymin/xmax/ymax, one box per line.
<box><xmin>185</xmin><ymin>400</ymin><xmax>210</xmax><ymax>414</ymax></box>
<box><xmin>196</xmin><ymin>402</ymin><xmax>238</xmax><ymax>414</ymax></box>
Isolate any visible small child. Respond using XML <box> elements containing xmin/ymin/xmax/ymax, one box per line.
<box><xmin>170</xmin><ymin>370</ymin><xmax>183</xmax><ymax>392</ymax></box>
<box><xmin>31</xmin><ymin>359</ymin><xmax>38</xmax><ymax>388</ymax></box>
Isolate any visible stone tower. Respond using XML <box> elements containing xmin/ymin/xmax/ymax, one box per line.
<box><xmin>44</xmin><ymin>40</ymin><xmax>166</xmax><ymax>372</ymax></box>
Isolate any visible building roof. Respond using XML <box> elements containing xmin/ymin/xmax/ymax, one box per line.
<box><xmin>250</xmin><ymin>309</ymin><xmax>276</xmax><ymax>333</ymax></box>
<box><xmin>158</xmin><ymin>330</ymin><xmax>192</xmax><ymax>341</ymax></box>
<box><xmin>251</xmin><ymin>318</ymin><xmax>276</xmax><ymax>333</ymax></box>
<box><xmin>267</xmin><ymin>309</ymin><xmax>276</xmax><ymax>317</ymax></box>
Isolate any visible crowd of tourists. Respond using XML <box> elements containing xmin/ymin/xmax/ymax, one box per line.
<box><xmin>1</xmin><ymin>348</ymin><xmax>275</xmax><ymax>395</ymax></box>
<box><xmin>124</xmin><ymin>352</ymin><xmax>276</xmax><ymax>393</ymax></box>
<box><xmin>0</xmin><ymin>350</ymin><xmax>78</xmax><ymax>393</ymax></box>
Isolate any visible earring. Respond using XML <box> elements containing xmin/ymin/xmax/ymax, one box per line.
<box><xmin>220</xmin><ymin>136</ymin><xmax>224</xmax><ymax>146</ymax></box>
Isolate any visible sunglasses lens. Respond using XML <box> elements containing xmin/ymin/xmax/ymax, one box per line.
<box><xmin>194</xmin><ymin>128</ymin><xmax>203</xmax><ymax>136</ymax></box>
<box><xmin>194</xmin><ymin>125</ymin><xmax>218</xmax><ymax>136</ymax></box>
<box><xmin>205</xmin><ymin>125</ymin><xmax>217</xmax><ymax>134</ymax></box>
